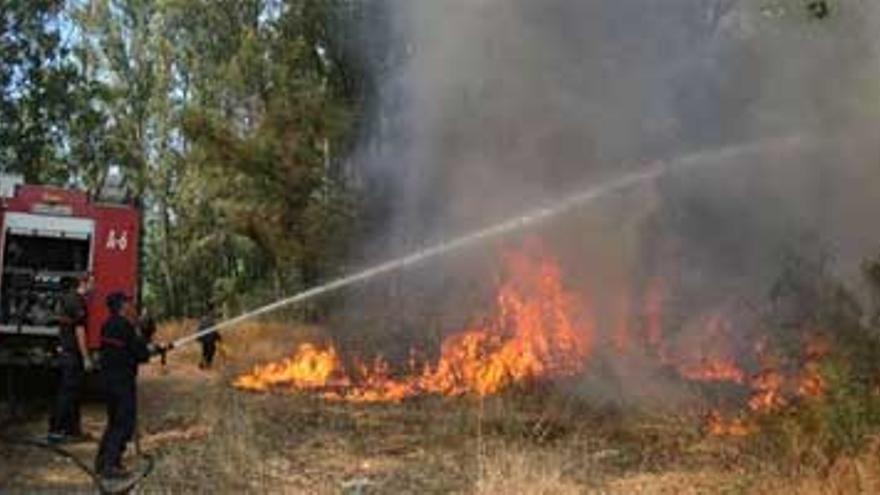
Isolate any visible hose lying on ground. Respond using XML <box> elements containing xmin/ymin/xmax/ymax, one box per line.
<box><xmin>0</xmin><ymin>433</ymin><xmax>154</xmax><ymax>494</ymax></box>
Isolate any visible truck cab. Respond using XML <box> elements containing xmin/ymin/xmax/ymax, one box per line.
<box><xmin>0</xmin><ymin>174</ymin><xmax>140</xmax><ymax>366</ymax></box>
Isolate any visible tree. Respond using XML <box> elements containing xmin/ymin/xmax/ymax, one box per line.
<box><xmin>64</xmin><ymin>0</ymin><xmax>364</xmax><ymax>317</ymax></box>
<box><xmin>176</xmin><ymin>0</ymin><xmax>357</xmax><ymax>308</ymax></box>
<box><xmin>0</xmin><ymin>0</ymin><xmax>101</xmax><ymax>184</ymax></box>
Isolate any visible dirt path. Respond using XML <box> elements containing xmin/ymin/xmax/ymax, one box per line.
<box><xmin>0</xmin><ymin>359</ymin><xmax>219</xmax><ymax>493</ymax></box>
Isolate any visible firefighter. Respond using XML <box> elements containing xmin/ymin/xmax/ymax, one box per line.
<box><xmin>94</xmin><ymin>292</ymin><xmax>150</xmax><ymax>479</ymax></box>
<box><xmin>197</xmin><ymin>303</ymin><xmax>220</xmax><ymax>369</ymax></box>
<box><xmin>47</xmin><ymin>275</ymin><xmax>93</xmax><ymax>443</ymax></box>
<box><xmin>138</xmin><ymin>307</ymin><xmax>157</xmax><ymax>344</ymax></box>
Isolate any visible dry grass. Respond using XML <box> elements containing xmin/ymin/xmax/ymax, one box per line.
<box><xmin>4</xmin><ymin>320</ymin><xmax>880</xmax><ymax>494</ymax></box>
<box><xmin>135</xmin><ymin>321</ymin><xmax>333</xmax><ymax>493</ymax></box>
<box><xmin>140</xmin><ymin>320</ymin><xmax>880</xmax><ymax>494</ymax></box>
<box><xmin>142</xmin><ymin>388</ymin><xmax>266</xmax><ymax>493</ymax></box>
<box><xmin>751</xmin><ymin>436</ymin><xmax>880</xmax><ymax>495</ymax></box>
<box><xmin>473</xmin><ymin>447</ymin><xmax>582</xmax><ymax>495</ymax></box>
<box><xmin>5</xmin><ymin>366</ymin><xmax>878</xmax><ymax>494</ymax></box>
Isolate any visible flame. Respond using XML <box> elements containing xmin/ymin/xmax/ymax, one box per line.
<box><xmin>235</xmin><ymin>251</ymin><xmax>593</xmax><ymax>401</ymax></box>
<box><xmin>232</xmin><ymin>343</ymin><xmax>349</xmax><ymax>392</ymax></box>
<box><xmin>703</xmin><ymin>334</ymin><xmax>832</xmax><ymax>437</ymax></box>
<box><xmin>705</xmin><ymin>409</ymin><xmax>756</xmax><ymax>437</ymax></box>
<box><xmin>797</xmin><ymin>335</ymin><xmax>830</xmax><ymax>399</ymax></box>
<box><xmin>679</xmin><ymin>357</ymin><xmax>746</xmax><ymax>384</ymax></box>
<box><xmin>748</xmin><ymin>369</ymin><xmax>788</xmax><ymax>413</ymax></box>
<box><xmin>233</xmin><ymin>246</ymin><xmax>832</xmax><ymax>437</ymax></box>
<box><xmin>671</xmin><ymin>312</ymin><xmax>745</xmax><ymax>384</ymax></box>
<box><xmin>797</xmin><ymin>362</ymin><xmax>826</xmax><ymax>399</ymax></box>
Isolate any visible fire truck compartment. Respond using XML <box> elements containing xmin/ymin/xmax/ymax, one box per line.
<box><xmin>0</xmin><ymin>213</ymin><xmax>94</xmax><ymax>337</ymax></box>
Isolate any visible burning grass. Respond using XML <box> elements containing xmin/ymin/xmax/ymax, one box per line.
<box><xmin>234</xmin><ymin>250</ymin><xmax>592</xmax><ymax>401</ymax></box>
<box><xmin>231</xmin><ymin>247</ymin><xmax>857</xmax><ymax>446</ymax></box>
<box><xmin>5</xmin><ymin>340</ymin><xmax>877</xmax><ymax>493</ymax></box>
<box><xmin>133</xmin><ymin>366</ymin><xmax>880</xmax><ymax>494</ymax></box>
<box><xmin>116</xmin><ymin>246</ymin><xmax>880</xmax><ymax>493</ymax></box>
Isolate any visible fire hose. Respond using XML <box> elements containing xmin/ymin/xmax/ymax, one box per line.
<box><xmin>157</xmin><ymin>164</ymin><xmax>687</xmax><ymax>354</ymax></box>
<box><xmin>158</xmin><ymin>134</ymin><xmax>810</xmax><ymax>356</ymax></box>
<box><xmin>0</xmin><ymin>359</ymin><xmax>155</xmax><ymax>494</ymax></box>
<box><xmin>0</xmin><ymin>400</ymin><xmax>154</xmax><ymax>495</ymax></box>
<box><xmin>0</xmin><ymin>433</ymin><xmax>154</xmax><ymax>494</ymax></box>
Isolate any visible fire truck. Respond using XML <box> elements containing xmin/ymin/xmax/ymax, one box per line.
<box><xmin>0</xmin><ymin>174</ymin><xmax>141</xmax><ymax>366</ymax></box>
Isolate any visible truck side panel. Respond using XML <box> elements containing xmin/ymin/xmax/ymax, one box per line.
<box><xmin>88</xmin><ymin>206</ymin><xmax>140</xmax><ymax>349</ymax></box>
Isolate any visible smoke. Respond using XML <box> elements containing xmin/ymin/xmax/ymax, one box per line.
<box><xmin>342</xmin><ymin>1</ymin><xmax>880</xmax><ymax>395</ymax></box>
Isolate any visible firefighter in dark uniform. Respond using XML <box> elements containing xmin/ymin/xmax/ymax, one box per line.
<box><xmin>197</xmin><ymin>303</ymin><xmax>220</xmax><ymax>369</ymax></box>
<box><xmin>48</xmin><ymin>275</ymin><xmax>93</xmax><ymax>443</ymax></box>
<box><xmin>138</xmin><ymin>307</ymin><xmax>157</xmax><ymax>344</ymax></box>
<box><xmin>94</xmin><ymin>292</ymin><xmax>150</xmax><ymax>479</ymax></box>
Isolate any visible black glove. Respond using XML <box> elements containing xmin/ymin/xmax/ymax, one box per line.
<box><xmin>147</xmin><ymin>342</ymin><xmax>172</xmax><ymax>364</ymax></box>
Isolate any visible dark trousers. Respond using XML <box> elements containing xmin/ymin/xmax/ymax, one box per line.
<box><xmin>200</xmin><ymin>339</ymin><xmax>217</xmax><ymax>368</ymax></box>
<box><xmin>95</xmin><ymin>375</ymin><xmax>136</xmax><ymax>474</ymax></box>
<box><xmin>49</xmin><ymin>352</ymin><xmax>83</xmax><ymax>435</ymax></box>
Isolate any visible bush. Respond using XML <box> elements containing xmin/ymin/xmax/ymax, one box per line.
<box><xmin>750</xmin><ymin>358</ymin><xmax>880</xmax><ymax>471</ymax></box>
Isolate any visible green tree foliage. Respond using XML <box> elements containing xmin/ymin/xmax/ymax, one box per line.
<box><xmin>180</xmin><ymin>4</ymin><xmax>353</xmax><ymax>281</ymax></box>
<box><xmin>65</xmin><ymin>0</ymin><xmax>363</xmax><ymax>317</ymax></box>
<box><xmin>0</xmin><ymin>0</ymin><xmax>107</xmax><ymax>185</ymax></box>
<box><xmin>1</xmin><ymin>0</ymin><xmax>367</xmax><ymax>318</ymax></box>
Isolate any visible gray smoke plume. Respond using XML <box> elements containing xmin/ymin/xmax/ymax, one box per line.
<box><xmin>341</xmin><ymin>0</ymin><xmax>880</xmax><ymax>393</ymax></box>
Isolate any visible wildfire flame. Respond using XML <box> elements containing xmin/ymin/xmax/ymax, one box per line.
<box><xmin>678</xmin><ymin>358</ymin><xmax>746</xmax><ymax>385</ymax></box>
<box><xmin>234</xmin><ymin>246</ymin><xmax>831</xmax><ymax>436</ymax></box>
<box><xmin>748</xmin><ymin>369</ymin><xmax>788</xmax><ymax>413</ymax></box>
<box><xmin>702</xmin><ymin>334</ymin><xmax>832</xmax><ymax>437</ymax></box>
<box><xmin>798</xmin><ymin>362</ymin><xmax>827</xmax><ymax>399</ymax></box>
<box><xmin>705</xmin><ymin>409</ymin><xmax>756</xmax><ymax>437</ymax></box>
<box><xmin>234</xmin><ymin>251</ymin><xmax>593</xmax><ymax>401</ymax></box>
<box><xmin>232</xmin><ymin>344</ymin><xmax>350</xmax><ymax>393</ymax></box>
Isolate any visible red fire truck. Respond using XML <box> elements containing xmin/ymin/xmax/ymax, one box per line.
<box><xmin>0</xmin><ymin>174</ymin><xmax>141</xmax><ymax>366</ymax></box>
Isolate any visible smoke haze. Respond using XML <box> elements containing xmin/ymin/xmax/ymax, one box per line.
<box><xmin>342</xmin><ymin>1</ymin><xmax>880</xmax><ymax>393</ymax></box>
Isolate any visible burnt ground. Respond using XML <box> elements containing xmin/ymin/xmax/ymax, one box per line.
<box><xmin>1</xmin><ymin>326</ymin><xmax>879</xmax><ymax>494</ymax></box>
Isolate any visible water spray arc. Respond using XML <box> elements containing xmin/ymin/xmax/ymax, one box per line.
<box><xmin>167</xmin><ymin>134</ymin><xmax>809</xmax><ymax>352</ymax></box>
